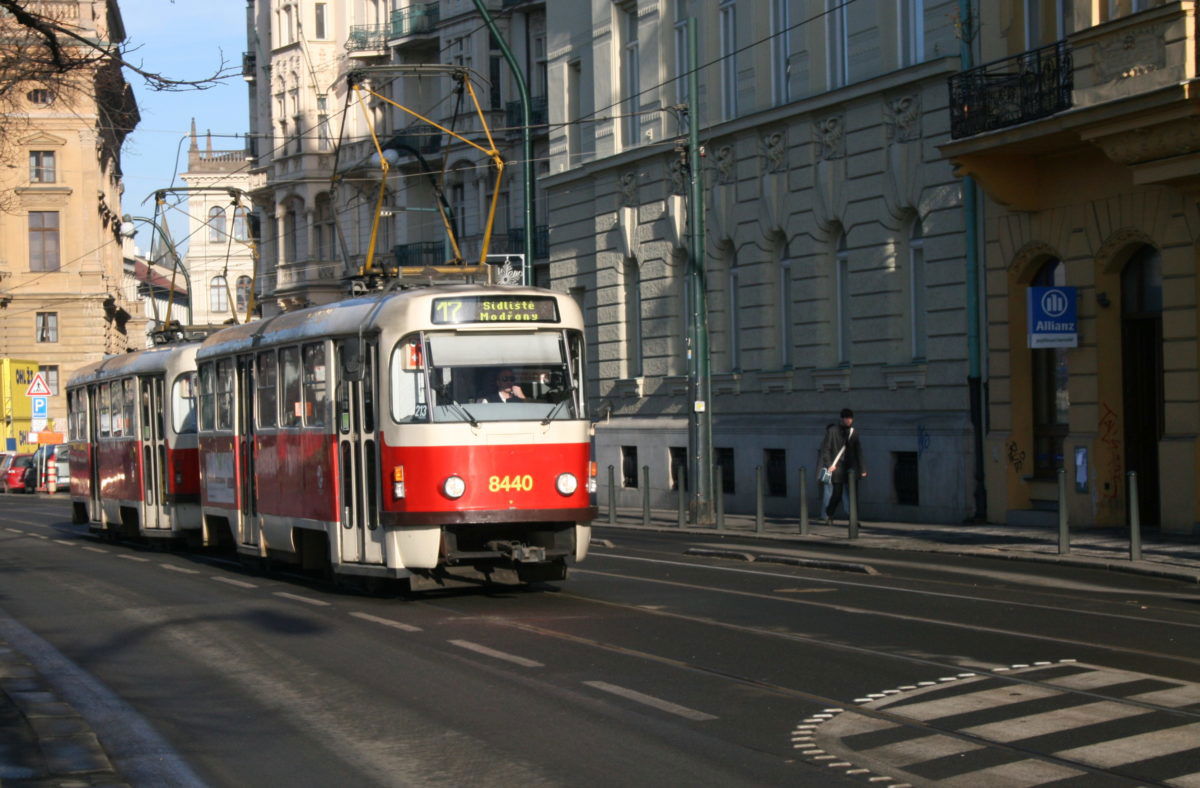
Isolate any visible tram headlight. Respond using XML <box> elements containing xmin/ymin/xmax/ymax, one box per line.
<box><xmin>442</xmin><ymin>474</ymin><xmax>466</xmax><ymax>499</ymax></box>
<box><xmin>555</xmin><ymin>472</ymin><xmax>579</xmax><ymax>496</ymax></box>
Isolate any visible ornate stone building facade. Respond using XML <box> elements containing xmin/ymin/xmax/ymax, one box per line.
<box><xmin>943</xmin><ymin>0</ymin><xmax>1200</xmax><ymax>533</ymax></box>
<box><xmin>544</xmin><ymin>0</ymin><xmax>977</xmax><ymax>522</ymax></box>
<box><xmin>0</xmin><ymin>0</ymin><xmax>141</xmax><ymax>431</ymax></box>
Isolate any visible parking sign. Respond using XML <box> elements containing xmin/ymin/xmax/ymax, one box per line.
<box><xmin>31</xmin><ymin>396</ymin><xmax>47</xmax><ymax>419</ymax></box>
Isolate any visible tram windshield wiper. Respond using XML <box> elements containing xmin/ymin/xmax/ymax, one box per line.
<box><xmin>446</xmin><ymin>400</ymin><xmax>480</xmax><ymax>428</ymax></box>
<box><xmin>540</xmin><ymin>393</ymin><xmax>573</xmax><ymax>426</ymax></box>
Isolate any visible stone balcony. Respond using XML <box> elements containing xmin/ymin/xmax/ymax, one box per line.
<box><xmin>941</xmin><ymin>2</ymin><xmax>1200</xmax><ymax>206</ymax></box>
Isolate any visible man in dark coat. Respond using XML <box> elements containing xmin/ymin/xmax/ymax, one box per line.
<box><xmin>818</xmin><ymin>408</ymin><xmax>867</xmax><ymax>524</ymax></box>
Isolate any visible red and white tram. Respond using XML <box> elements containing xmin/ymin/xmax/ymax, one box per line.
<box><xmin>67</xmin><ymin>342</ymin><xmax>202</xmax><ymax>540</ymax></box>
<box><xmin>193</xmin><ymin>285</ymin><xmax>594</xmax><ymax>589</ymax></box>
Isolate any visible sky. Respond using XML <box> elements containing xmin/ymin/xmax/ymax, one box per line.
<box><xmin>117</xmin><ymin>0</ymin><xmax>250</xmax><ymax>251</ymax></box>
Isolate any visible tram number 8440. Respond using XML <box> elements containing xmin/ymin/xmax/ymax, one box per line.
<box><xmin>489</xmin><ymin>475</ymin><xmax>535</xmax><ymax>493</ymax></box>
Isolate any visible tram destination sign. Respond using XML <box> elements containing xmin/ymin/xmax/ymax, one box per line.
<box><xmin>432</xmin><ymin>296</ymin><xmax>559</xmax><ymax>325</ymax></box>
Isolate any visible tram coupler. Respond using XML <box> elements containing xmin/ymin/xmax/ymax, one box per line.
<box><xmin>487</xmin><ymin>540</ymin><xmax>546</xmax><ymax>563</ymax></box>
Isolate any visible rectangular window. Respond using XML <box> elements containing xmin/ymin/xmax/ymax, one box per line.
<box><xmin>256</xmin><ymin>352</ymin><xmax>277</xmax><ymax>428</ymax></box>
<box><xmin>621</xmin><ymin>445</ymin><xmax>639</xmax><ymax>488</ymax></box>
<box><xmin>123</xmin><ymin>378</ymin><xmax>137</xmax><ymax>438</ymax></box>
<box><xmin>280</xmin><ymin>346</ymin><xmax>302</xmax><ymax>428</ymax></box>
<box><xmin>198</xmin><ymin>363</ymin><xmax>214</xmax><ymax>432</ymax></box>
<box><xmin>765</xmin><ymin>448</ymin><xmax>787</xmax><ymax>497</ymax></box>
<box><xmin>620</xmin><ymin>3</ymin><xmax>640</xmax><ymax>147</ymax></box>
<box><xmin>567</xmin><ymin>59</ymin><xmax>582</xmax><ymax>159</ymax></box>
<box><xmin>35</xmin><ymin>312</ymin><xmax>58</xmax><ymax>343</ymax></box>
<box><xmin>99</xmin><ymin>382</ymin><xmax>111</xmax><ymax>438</ymax></box>
<box><xmin>302</xmin><ymin>342</ymin><xmax>327</xmax><ymax>427</ymax></box>
<box><xmin>899</xmin><ymin>0</ymin><xmax>925</xmax><ymax>67</ymax></box>
<box><xmin>894</xmin><ymin>451</ymin><xmax>919</xmax><ymax>505</ymax></box>
<box><xmin>29</xmin><ymin>211</ymin><xmax>60</xmax><ymax>271</ymax></box>
<box><xmin>110</xmin><ymin>381</ymin><xmax>124</xmax><ymax>437</ymax></box>
<box><xmin>314</xmin><ymin>2</ymin><xmax>327</xmax><ymax>39</ymax></box>
<box><xmin>715</xmin><ymin>447</ymin><xmax>735</xmax><ymax>494</ymax></box>
<box><xmin>669</xmin><ymin>446</ymin><xmax>687</xmax><ymax>491</ymax></box>
<box><xmin>771</xmin><ymin>0</ymin><xmax>790</xmax><ymax>105</ymax></box>
<box><xmin>216</xmin><ymin>359</ymin><xmax>234</xmax><ymax>431</ymax></box>
<box><xmin>38</xmin><ymin>365</ymin><xmax>59</xmax><ymax>396</ymax></box>
<box><xmin>29</xmin><ymin>150</ymin><xmax>55</xmax><ymax>183</ymax></box>
<box><xmin>827</xmin><ymin>0</ymin><xmax>848</xmax><ymax>89</ymax></box>
<box><xmin>719</xmin><ymin>0</ymin><xmax>737</xmax><ymax>119</ymax></box>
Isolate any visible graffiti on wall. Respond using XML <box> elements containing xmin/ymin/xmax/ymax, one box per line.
<box><xmin>1098</xmin><ymin>402</ymin><xmax>1122</xmax><ymax>510</ymax></box>
<box><xmin>1006</xmin><ymin>440</ymin><xmax>1026</xmax><ymax>474</ymax></box>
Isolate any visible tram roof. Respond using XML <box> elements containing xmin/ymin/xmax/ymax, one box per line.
<box><xmin>67</xmin><ymin>342</ymin><xmax>202</xmax><ymax>388</ymax></box>
<box><xmin>196</xmin><ymin>284</ymin><xmax>580</xmax><ymax>359</ymax></box>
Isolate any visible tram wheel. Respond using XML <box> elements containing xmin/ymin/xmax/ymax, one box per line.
<box><xmin>71</xmin><ymin>502</ymin><xmax>88</xmax><ymax>525</ymax></box>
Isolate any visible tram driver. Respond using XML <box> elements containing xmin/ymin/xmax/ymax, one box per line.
<box><xmin>478</xmin><ymin>368</ymin><xmax>527</xmax><ymax>403</ymax></box>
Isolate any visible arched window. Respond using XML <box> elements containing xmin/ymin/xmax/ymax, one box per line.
<box><xmin>1031</xmin><ymin>257</ymin><xmax>1067</xmax><ymax>477</ymax></box>
<box><xmin>623</xmin><ymin>258</ymin><xmax>643</xmax><ymax>378</ymax></box>
<box><xmin>775</xmin><ymin>237</ymin><xmax>793</xmax><ymax>369</ymax></box>
<box><xmin>725</xmin><ymin>246</ymin><xmax>741</xmax><ymax>372</ymax></box>
<box><xmin>208</xmin><ymin>206</ymin><xmax>226</xmax><ymax>243</ymax></box>
<box><xmin>210</xmin><ymin>275</ymin><xmax>229</xmax><ymax>314</ymax></box>
<box><xmin>232</xmin><ymin>207</ymin><xmax>249</xmax><ymax>241</ymax></box>
<box><xmin>235</xmin><ymin>276</ymin><xmax>253</xmax><ymax>313</ymax></box>
<box><xmin>909</xmin><ymin>219</ymin><xmax>926</xmax><ymax>360</ymax></box>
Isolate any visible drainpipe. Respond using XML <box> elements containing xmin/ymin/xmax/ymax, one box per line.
<box><xmin>960</xmin><ymin>0</ymin><xmax>987</xmax><ymax>522</ymax></box>
<box><xmin>471</xmin><ymin>0</ymin><xmax>533</xmax><ymax>285</ymax></box>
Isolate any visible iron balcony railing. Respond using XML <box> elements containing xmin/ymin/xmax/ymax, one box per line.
<box><xmin>393</xmin><ymin>241</ymin><xmax>446</xmax><ymax>268</ymax></box>
<box><xmin>390</xmin><ymin>2</ymin><xmax>439</xmax><ymax>38</ymax></box>
<box><xmin>948</xmin><ymin>40</ymin><xmax>1073</xmax><ymax>139</ymax></box>
<box><xmin>506</xmin><ymin>225</ymin><xmax>549</xmax><ymax>260</ymax></box>
<box><xmin>346</xmin><ymin>23</ymin><xmax>390</xmax><ymax>52</ymax></box>
<box><xmin>505</xmin><ymin>95</ymin><xmax>549</xmax><ymax>131</ymax></box>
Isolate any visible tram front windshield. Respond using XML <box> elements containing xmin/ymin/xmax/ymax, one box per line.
<box><xmin>392</xmin><ymin>331</ymin><xmax>583</xmax><ymax>424</ymax></box>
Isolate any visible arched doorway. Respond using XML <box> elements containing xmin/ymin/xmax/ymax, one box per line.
<box><xmin>1031</xmin><ymin>257</ymin><xmax>1068</xmax><ymax>478</ymax></box>
<box><xmin>1121</xmin><ymin>245</ymin><xmax>1163</xmax><ymax>526</ymax></box>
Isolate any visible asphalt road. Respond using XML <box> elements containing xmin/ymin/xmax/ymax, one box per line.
<box><xmin>1</xmin><ymin>496</ymin><xmax>1198</xmax><ymax>787</ymax></box>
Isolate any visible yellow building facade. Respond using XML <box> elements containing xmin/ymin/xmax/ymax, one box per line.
<box><xmin>0</xmin><ymin>0</ymin><xmax>141</xmax><ymax>431</ymax></box>
<box><xmin>943</xmin><ymin>1</ymin><xmax>1200</xmax><ymax>533</ymax></box>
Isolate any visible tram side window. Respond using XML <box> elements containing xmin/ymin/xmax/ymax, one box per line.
<box><xmin>216</xmin><ymin>359</ymin><xmax>234</xmax><ymax>431</ymax></box>
<box><xmin>198</xmin><ymin>363</ymin><xmax>215</xmax><ymax>432</ymax></box>
<box><xmin>173</xmin><ymin>373</ymin><xmax>197</xmax><ymax>434</ymax></box>
<box><xmin>110</xmin><ymin>381</ymin><xmax>124</xmax><ymax>437</ymax></box>
<box><xmin>123</xmin><ymin>378</ymin><xmax>137</xmax><ymax>438</ymax></box>
<box><xmin>256</xmin><ymin>352</ymin><xmax>277</xmax><ymax>428</ymax></box>
<box><xmin>98</xmin><ymin>383</ymin><xmax>110</xmax><ymax>438</ymax></box>
<box><xmin>280</xmin><ymin>346</ymin><xmax>302</xmax><ymax>428</ymax></box>
<box><xmin>390</xmin><ymin>336</ymin><xmax>427</xmax><ymax>423</ymax></box>
<box><xmin>302</xmin><ymin>342</ymin><xmax>327</xmax><ymax>427</ymax></box>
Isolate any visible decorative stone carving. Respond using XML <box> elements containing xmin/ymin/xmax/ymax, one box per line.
<box><xmin>1094</xmin><ymin>23</ymin><xmax>1166</xmax><ymax>84</ymax></box>
<box><xmin>1096</xmin><ymin>227</ymin><xmax>1156</xmax><ymax>272</ymax></box>
<box><xmin>883</xmin><ymin>94</ymin><xmax>921</xmax><ymax>144</ymax></box>
<box><xmin>618</xmin><ymin>171</ymin><xmax>638</xmax><ymax>207</ymax></box>
<box><xmin>1089</xmin><ymin>117</ymin><xmax>1200</xmax><ymax>166</ymax></box>
<box><xmin>667</xmin><ymin>155</ymin><xmax>687</xmax><ymax>196</ymax></box>
<box><xmin>761</xmin><ymin>130</ymin><xmax>786</xmax><ymax>173</ymax></box>
<box><xmin>714</xmin><ymin>145</ymin><xmax>735</xmax><ymax>184</ymax></box>
<box><xmin>814</xmin><ymin>115</ymin><xmax>844</xmax><ymax>160</ymax></box>
<box><xmin>1006</xmin><ymin>241</ymin><xmax>1060</xmax><ymax>276</ymax></box>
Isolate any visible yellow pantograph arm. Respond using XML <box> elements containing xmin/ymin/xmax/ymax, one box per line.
<box><xmin>354</xmin><ymin>84</ymin><xmax>391</xmax><ymax>276</ymax></box>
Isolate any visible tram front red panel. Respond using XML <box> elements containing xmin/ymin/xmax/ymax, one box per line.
<box><xmin>253</xmin><ymin>432</ymin><xmax>339</xmax><ymax>522</ymax></box>
<box><xmin>380</xmin><ymin>441</ymin><xmax>590</xmax><ymax>514</ymax></box>
<box><xmin>97</xmin><ymin>439</ymin><xmax>142</xmax><ymax>502</ymax></box>
<box><xmin>166</xmin><ymin>447</ymin><xmax>200</xmax><ymax>499</ymax></box>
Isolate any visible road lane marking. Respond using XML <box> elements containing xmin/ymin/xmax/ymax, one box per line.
<box><xmin>211</xmin><ymin>576</ymin><xmax>258</xmax><ymax>589</ymax></box>
<box><xmin>160</xmin><ymin>564</ymin><xmax>200</xmax><ymax>575</ymax></box>
<box><xmin>82</xmin><ymin>547</ymin><xmax>108</xmax><ymax>554</ymax></box>
<box><xmin>5</xmin><ymin>528</ymin><xmax>23</xmax><ymax>533</ymax></box>
<box><xmin>30</xmin><ymin>534</ymin><xmax>47</xmax><ymax>540</ymax></box>
<box><xmin>349</xmin><ymin>611</ymin><xmax>422</xmax><ymax>632</ymax></box>
<box><xmin>273</xmin><ymin>592</ymin><xmax>330</xmax><ymax>607</ymax></box>
<box><xmin>583</xmin><ymin>680</ymin><xmax>717</xmax><ymax>721</ymax></box>
<box><xmin>449</xmin><ymin>640</ymin><xmax>542</xmax><ymax>667</ymax></box>
<box><xmin>53</xmin><ymin>539</ymin><xmax>76</xmax><ymax>546</ymax></box>
<box><xmin>117</xmin><ymin>555</ymin><xmax>150</xmax><ymax>563</ymax></box>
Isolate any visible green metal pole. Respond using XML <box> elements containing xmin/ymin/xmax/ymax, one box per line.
<box><xmin>470</xmin><ymin>0</ymin><xmax>533</xmax><ymax>285</ymax></box>
<box><xmin>686</xmin><ymin>17</ymin><xmax>714</xmax><ymax>524</ymax></box>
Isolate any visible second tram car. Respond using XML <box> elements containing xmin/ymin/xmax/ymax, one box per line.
<box><xmin>193</xmin><ymin>285</ymin><xmax>594</xmax><ymax>588</ymax></box>
<box><xmin>67</xmin><ymin>342</ymin><xmax>202</xmax><ymax>540</ymax></box>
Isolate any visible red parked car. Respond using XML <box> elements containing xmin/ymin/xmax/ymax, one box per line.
<box><xmin>2</xmin><ymin>453</ymin><xmax>34</xmax><ymax>493</ymax></box>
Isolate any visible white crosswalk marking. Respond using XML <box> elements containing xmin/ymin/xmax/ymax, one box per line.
<box><xmin>859</xmin><ymin>734</ymin><xmax>982</xmax><ymax>766</ymax></box>
<box><xmin>961</xmin><ymin>700</ymin><xmax>1151</xmax><ymax>742</ymax></box>
<box><xmin>882</xmin><ymin>684</ymin><xmax>1060</xmax><ymax>721</ymax></box>
<box><xmin>1044</xmin><ymin>666</ymin><xmax>1150</xmax><ymax>690</ymax></box>
<box><xmin>938</xmin><ymin>759</ymin><xmax>1085</xmax><ymax>787</ymax></box>
<box><xmin>1168</xmin><ymin>770</ymin><xmax>1200</xmax><ymax>787</ymax></box>
<box><xmin>1054</xmin><ymin>722</ymin><xmax>1200</xmax><ymax>768</ymax></box>
<box><xmin>1129</xmin><ymin>684</ymin><xmax>1200</xmax><ymax>708</ymax></box>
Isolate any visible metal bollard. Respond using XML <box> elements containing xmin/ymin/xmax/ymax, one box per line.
<box><xmin>607</xmin><ymin>465</ymin><xmax>616</xmax><ymax>524</ymax></box>
<box><xmin>676</xmin><ymin>466</ymin><xmax>686</xmax><ymax>528</ymax></box>
<box><xmin>1058</xmin><ymin>467</ymin><xmax>1069</xmax><ymax>555</ymax></box>
<box><xmin>642</xmin><ymin>465</ymin><xmax>651</xmax><ymax>526</ymax></box>
<box><xmin>1128</xmin><ymin>470</ymin><xmax>1141</xmax><ymax>561</ymax></box>
<box><xmin>799</xmin><ymin>466</ymin><xmax>809</xmax><ymax>535</ymax></box>
<box><xmin>714</xmin><ymin>464</ymin><xmax>725</xmax><ymax>531</ymax></box>
<box><xmin>755</xmin><ymin>466</ymin><xmax>765</xmax><ymax>534</ymax></box>
<box><xmin>848</xmin><ymin>472</ymin><xmax>859</xmax><ymax>539</ymax></box>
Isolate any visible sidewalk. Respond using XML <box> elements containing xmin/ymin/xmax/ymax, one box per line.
<box><xmin>595</xmin><ymin>506</ymin><xmax>1200</xmax><ymax>585</ymax></box>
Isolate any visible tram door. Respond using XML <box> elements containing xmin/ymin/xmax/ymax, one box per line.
<box><xmin>336</xmin><ymin>339</ymin><xmax>383</xmax><ymax>565</ymax></box>
<box><xmin>87</xmin><ymin>385</ymin><xmax>101</xmax><ymax>521</ymax></box>
<box><xmin>236</xmin><ymin>355</ymin><xmax>259</xmax><ymax>546</ymax></box>
<box><xmin>140</xmin><ymin>376</ymin><xmax>167</xmax><ymax>529</ymax></box>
